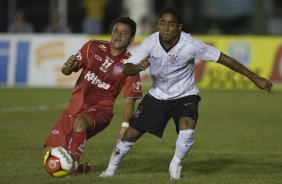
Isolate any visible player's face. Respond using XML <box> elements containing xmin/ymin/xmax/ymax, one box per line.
<box><xmin>111</xmin><ymin>23</ymin><xmax>133</xmax><ymax>50</ymax></box>
<box><xmin>158</xmin><ymin>13</ymin><xmax>182</xmax><ymax>42</ymax></box>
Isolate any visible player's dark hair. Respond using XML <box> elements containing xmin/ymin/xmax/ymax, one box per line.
<box><xmin>112</xmin><ymin>17</ymin><xmax>136</xmax><ymax>37</ymax></box>
<box><xmin>159</xmin><ymin>7</ymin><xmax>182</xmax><ymax>24</ymax></box>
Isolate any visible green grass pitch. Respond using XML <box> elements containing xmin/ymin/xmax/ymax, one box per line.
<box><xmin>0</xmin><ymin>86</ymin><xmax>281</xmax><ymax>184</ymax></box>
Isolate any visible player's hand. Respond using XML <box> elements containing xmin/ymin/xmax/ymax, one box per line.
<box><xmin>251</xmin><ymin>75</ymin><xmax>273</xmax><ymax>94</ymax></box>
<box><xmin>62</xmin><ymin>55</ymin><xmax>78</xmax><ymax>75</ymax></box>
<box><xmin>137</xmin><ymin>59</ymin><xmax>150</xmax><ymax>71</ymax></box>
<box><xmin>64</xmin><ymin>55</ymin><xmax>78</xmax><ymax>69</ymax></box>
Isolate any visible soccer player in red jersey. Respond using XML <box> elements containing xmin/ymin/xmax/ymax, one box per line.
<box><xmin>43</xmin><ymin>17</ymin><xmax>148</xmax><ymax>174</ymax></box>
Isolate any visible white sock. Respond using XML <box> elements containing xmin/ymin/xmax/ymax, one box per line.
<box><xmin>104</xmin><ymin>140</ymin><xmax>134</xmax><ymax>176</ymax></box>
<box><xmin>170</xmin><ymin>129</ymin><xmax>194</xmax><ymax>169</ymax></box>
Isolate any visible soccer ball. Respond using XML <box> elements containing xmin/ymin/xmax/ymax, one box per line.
<box><xmin>43</xmin><ymin>146</ymin><xmax>74</xmax><ymax>177</ymax></box>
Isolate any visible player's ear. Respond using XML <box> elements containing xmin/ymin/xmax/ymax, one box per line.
<box><xmin>178</xmin><ymin>24</ymin><xmax>183</xmax><ymax>31</ymax></box>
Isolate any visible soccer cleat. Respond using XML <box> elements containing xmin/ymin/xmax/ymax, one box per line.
<box><xmin>72</xmin><ymin>163</ymin><xmax>91</xmax><ymax>175</ymax></box>
<box><xmin>99</xmin><ymin>163</ymin><xmax>118</xmax><ymax>177</ymax></box>
<box><xmin>99</xmin><ymin>171</ymin><xmax>113</xmax><ymax>178</ymax></box>
<box><xmin>169</xmin><ymin>166</ymin><xmax>182</xmax><ymax>180</ymax></box>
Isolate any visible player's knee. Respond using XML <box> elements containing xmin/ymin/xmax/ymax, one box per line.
<box><xmin>122</xmin><ymin>127</ymin><xmax>143</xmax><ymax>142</ymax></box>
<box><xmin>73</xmin><ymin>115</ymin><xmax>92</xmax><ymax>132</ymax></box>
<box><xmin>179</xmin><ymin>117</ymin><xmax>196</xmax><ymax>130</ymax></box>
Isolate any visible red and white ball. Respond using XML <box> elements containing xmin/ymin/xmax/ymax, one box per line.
<box><xmin>43</xmin><ymin>146</ymin><xmax>74</xmax><ymax>177</ymax></box>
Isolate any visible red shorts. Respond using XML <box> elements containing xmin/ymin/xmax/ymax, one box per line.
<box><xmin>44</xmin><ymin>109</ymin><xmax>113</xmax><ymax>148</ymax></box>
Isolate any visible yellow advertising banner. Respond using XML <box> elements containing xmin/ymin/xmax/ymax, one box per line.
<box><xmin>195</xmin><ymin>36</ymin><xmax>282</xmax><ymax>90</ymax></box>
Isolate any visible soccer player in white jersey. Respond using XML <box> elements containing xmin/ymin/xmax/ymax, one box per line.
<box><xmin>100</xmin><ymin>7</ymin><xmax>273</xmax><ymax>180</ymax></box>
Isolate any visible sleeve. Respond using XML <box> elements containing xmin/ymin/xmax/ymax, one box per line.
<box><xmin>125</xmin><ymin>37</ymin><xmax>152</xmax><ymax>65</ymax></box>
<box><xmin>189</xmin><ymin>37</ymin><xmax>221</xmax><ymax>62</ymax></box>
<box><xmin>73</xmin><ymin>40</ymin><xmax>97</xmax><ymax>72</ymax></box>
<box><xmin>123</xmin><ymin>75</ymin><xmax>142</xmax><ymax>99</ymax></box>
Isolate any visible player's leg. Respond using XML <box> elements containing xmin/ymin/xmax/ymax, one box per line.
<box><xmin>68</xmin><ymin>114</ymin><xmax>93</xmax><ymax>174</ymax></box>
<box><xmin>100</xmin><ymin>94</ymin><xmax>170</xmax><ymax>177</ymax></box>
<box><xmin>169</xmin><ymin>117</ymin><xmax>196</xmax><ymax>179</ymax></box>
<box><xmin>43</xmin><ymin>112</ymin><xmax>85</xmax><ymax>174</ymax></box>
<box><xmin>70</xmin><ymin>110</ymin><xmax>113</xmax><ymax>174</ymax></box>
<box><xmin>169</xmin><ymin>95</ymin><xmax>200</xmax><ymax>180</ymax></box>
<box><xmin>174</xmin><ymin>116</ymin><xmax>197</xmax><ymax>165</ymax></box>
<box><xmin>68</xmin><ymin>115</ymin><xmax>93</xmax><ymax>162</ymax></box>
<box><xmin>100</xmin><ymin>126</ymin><xmax>144</xmax><ymax>177</ymax></box>
<box><xmin>44</xmin><ymin>112</ymin><xmax>74</xmax><ymax>155</ymax></box>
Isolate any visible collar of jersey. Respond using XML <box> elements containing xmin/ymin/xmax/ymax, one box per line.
<box><xmin>159</xmin><ymin>32</ymin><xmax>181</xmax><ymax>53</ymax></box>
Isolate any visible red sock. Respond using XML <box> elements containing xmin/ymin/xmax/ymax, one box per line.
<box><xmin>68</xmin><ymin>132</ymin><xmax>87</xmax><ymax>162</ymax></box>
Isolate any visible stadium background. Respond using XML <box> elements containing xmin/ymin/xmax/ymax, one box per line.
<box><xmin>0</xmin><ymin>0</ymin><xmax>281</xmax><ymax>89</ymax></box>
<box><xmin>0</xmin><ymin>0</ymin><xmax>281</xmax><ymax>183</ymax></box>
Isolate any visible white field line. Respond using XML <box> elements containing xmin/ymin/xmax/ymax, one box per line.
<box><xmin>0</xmin><ymin>104</ymin><xmax>67</xmax><ymax>113</ymax></box>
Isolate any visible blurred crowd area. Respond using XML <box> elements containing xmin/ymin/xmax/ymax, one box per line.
<box><xmin>0</xmin><ymin>0</ymin><xmax>281</xmax><ymax>35</ymax></box>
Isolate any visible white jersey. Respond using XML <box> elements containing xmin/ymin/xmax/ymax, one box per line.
<box><xmin>126</xmin><ymin>32</ymin><xmax>221</xmax><ymax>100</ymax></box>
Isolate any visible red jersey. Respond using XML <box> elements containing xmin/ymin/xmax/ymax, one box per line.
<box><xmin>65</xmin><ymin>40</ymin><xmax>142</xmax><ymax>115</ymax></box>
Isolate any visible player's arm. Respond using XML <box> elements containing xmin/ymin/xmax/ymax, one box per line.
<box><xmin>123</xmin><ymin>36</ymin><xmax>151</xmax><ymax>76</ymax></box>
<box><xmin>61</xmin><ymin>55</ymin><xmax>79</xmax><ymax>75</ymax></box>
<box><xmin>117</xmin><ymin>98</ymin><xmax>138</xmax><ymax>139</ymax></box>
<box><xmin>123</xmin><ymin>59</ymin><xmax>150</xmax><ymax>76</ymax></box>
<box><xmin>217</xmin><ymin>52</ymin><xmax>273</xmax><ymax>93</ymax></box>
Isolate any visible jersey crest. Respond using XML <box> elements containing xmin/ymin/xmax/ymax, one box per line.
<box><xmin>113</xmin><ymin>64</ymin><xmax>123</xmax><ymax>75</ymax></box>
<box><xmin>168</xmin><ymin>53</ymin><xmax>178</xmax><ymax>64</ymax></box>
